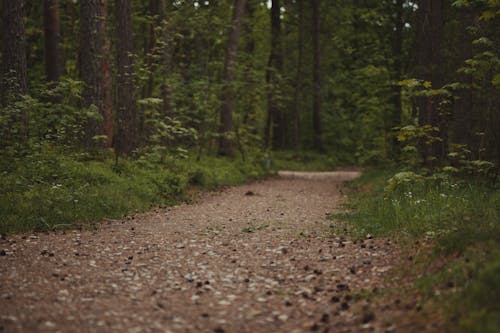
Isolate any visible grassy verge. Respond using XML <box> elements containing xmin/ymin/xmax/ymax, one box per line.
<box><xmin>0</xmin><ymin>148</ymin><xmax>269</xmax><ymax>234</ymax></box>
<box><xmin>335</xmin><ymin>168</ymin><xmax>500</xmax><ymax>332</ymax></box>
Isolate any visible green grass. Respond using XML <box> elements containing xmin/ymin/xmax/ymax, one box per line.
<box><xmin>336</xmin><ymin>168</ymin><xmax>500</xmax><ymax>333</ymax></box>
<box><xmin>0</xmin><ymin>148</ymin><xmax>269</xmax><ymax>234</ymax></box>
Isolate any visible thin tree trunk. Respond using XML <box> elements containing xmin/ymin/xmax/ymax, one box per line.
<box><xmin>391</xmin><ymin>0</ymin><xmax>403</xmax><ymax>155</ymax></box>
<box><xmin>218</xmin><ymin>0</ymin><xmax>247</xmax><ymax>156</ymax></box>
<box><xmin>0</xmin><ymin>0</ymin><xmax>28</xmax><ymax>140</ymax></box>
<box><xmin>312</xmin><ymin>0</ymin><xmax>323</xmax><ymax>151</ymax></box>
<box><xmin>43</xmin><ymin>0</ymin><xmax>61</xmax><ymax>83</ymax></box>
<box><xmin>265</xmin><ymin>0</ymin><xmax>284</xmax><ymax>150</ymax></box>
<box><xmin>101</xmin><ymin>0</ymin><xmax>113</xmax><ymax>148</ymax></box>
<box><xmin>79</xmin><ymin>0</ymin><xmax>104</xmax><ymax>150</ymax></box>
<box><xmin>115</xmin><ymin>0</ymin><xmax>138</xmax><ymax>156</ymax></box>
<box><xmin>415</xmin><ymin>0</ymin><xmax>445</xmax><ymax>166</ymax></box>
<box><xmin>293</xmin><ymin>0</ymin><xmax>304</xmax><ymax>150</ymax></box>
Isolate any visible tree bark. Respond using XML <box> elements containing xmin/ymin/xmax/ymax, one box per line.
<box><xmin>115</xmin><ymin>0</ymin><xmax>138</xmax><ymax>156</ymax></box>
<box><xmin>415</xmin><ymin>0</ymin><xmax>445</xmax><ymax>166</ymax></box>
<box><xmin>0</xmin><ymin>0</ymin><xmax>28</xmax><ymax>103</ymax></box>
<box><xmin>218</xmin><ymin>0</ymin><xmax>247</xmax><ymax>156</ymax></box>
<box><xmin>264</xmin><ymin>0</ymin><xmax>284</xmax><ymax>150</ymax></box>
<box><xmin>391</xmin><ymin>0</ymin><xmax>403</xmax><ymax>155</ymax></box>
<box><xmin>79</xmin><ymin>0</ymin><xmax>104</xmax><ymax>150</ymax></box>
<box><xmin>312</xmin><ymin>0</ymin><xmax>323</xmax><ymax>151</ymax></box>
<box><xmin>1</xmin><ymin>0</ymin><xmax>28</xmax><ymax>142</ymax></box>
<box><xmin>292</xmin><ymin>0</ymin><xmax>304</xmax><ymax>151</ymax></box>
<box><xmin>101</xmin><ymin>0</ymin><xmax>113</xmax><ymax>148</ymax></box>
<box><xmin>43</xmin><ymin>0</ymin><xmax>61</xmax><ymax>83</ymax></box>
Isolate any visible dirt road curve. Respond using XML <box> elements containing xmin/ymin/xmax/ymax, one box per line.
<box><xmin>0</xmin><ymin>171</ymin><xmax>408</xmax><ymax>333</ymax></box>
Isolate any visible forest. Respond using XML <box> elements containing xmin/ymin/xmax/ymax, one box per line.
<box><xmin>0</xmin><ymin>0</ymin><xmax>499</xmax><ymax>332</ymax></box>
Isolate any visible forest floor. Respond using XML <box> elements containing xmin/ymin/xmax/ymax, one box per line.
<box><xmin>0</xmin><ymin>171</ymin><xmax>439</xmax><ymax>333</ymax></box>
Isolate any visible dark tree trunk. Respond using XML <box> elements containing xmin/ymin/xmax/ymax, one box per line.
<box><xmin>451</xmin><ymin>6</ymin><xmax>475</xmax><ymax>150</ymax></box>
<box><xmin>242</xmin><ymin>0</ymin><xmax>257</xmax><ymax>130</ymax></box>
<box><xmin>115</xmin><ymin>0</ymin><xmax>138</xmax><ymax>156</ymax></box>
<box><xmin>218</xmin><ymin>0</ymin><xmax>247</xmax><ymax>156</ymax></box>
<box><xmin>79</xmin><ymin>0</ymin><xmax>104</xmax><ymax>150</ymax></box>
<box><xmin>292</xmin><ymin>0</ymin><xmax>304</xmax><ymax>151</ymax></box>
<box><xmin>264</xmin><ymin>0</ymin><xmax>284</xmax><ymax>150</ymax></box>
<box><xmin>0</xmin><ymin>0</ymin><xmax>28</xmax><ymax>139</ymax></box>
<box><xmin>391</xmin><ymin>0</ymin><xmax>403</xmax><ymax>155</ymax></box>
<box><xmin>43</xmin><ymin>0</ymin><xmax>61</xmax><ymax>83</ymax></box>
<box><xmin>312</xmin><ymin>0</ymin><xmax>323</xmax><ymax>151</ymax></box>
<box><xmin>415</xmin><ymin>0</ymin><xmax>445</xmax><ymax>166</ymax></box>
<box><xmin>101</xmin><ymin>0</ymin><xmax>113</xmax><ymax>148</ymax></box>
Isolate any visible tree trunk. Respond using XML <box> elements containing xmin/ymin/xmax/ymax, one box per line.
<box><xmin>292</xmin><ymin>0</ymin><xmax>304</xmax><ymax>151</ymax></box>
<box><xmin>218</xmin><ymin>0</ymin><xmax>247</xmax><ymax>157</ymax></box>
<box><xmin>264</xmin><ymin>0</ymin><xmax>284</xmax><ymax>150</ymax></box>
<box><xmin>451</xmin><ymin>6</ymin><xmax>474</xmax><ymax>150</ymax></box>
<box><xmin>391</xmin><ymin>0</ymin><xmax>403</xmax><ymax>155</ymax></box>
<box><xmin>415</xmin><ymin>0</ymin><xmax>445</xmax><ymax>166</ymax></box>
<box><xmin>0</xmin><ymin>0</ymin><xmax>28</xmax><ymax>139</ymax></box>
<box><xmin>115</xmin><ymin>0</ymin><xmax>138</xmax><ymax>156</ymax></box>
<box><xmin>312</xmin><ymin>0</ymin><xmax>323</xmax><ymax>151</ymax></box>
<box><xmin>43</xmin><ymin>0</ymin><xmax>61</xmax><ymax>83</ymax></box>
<box><xmin>79</xmin><ymin>0</ymin><xmax>104</xmax><ymax>150</ymax></box>
<box><xmin>101</xmin><ymin>0</ymin><xmax>113</xmax><ymax>148</ymax></box>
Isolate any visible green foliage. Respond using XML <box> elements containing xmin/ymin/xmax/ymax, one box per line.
<box><xmin>271</xmin><ymin>151</ymin><xmax>339</xmax><ymax>171</ymax></box>
<box><xmin>337</xmin><ymin>168</ymin><xmax>500</xmax><ymax>332</ymax></box>
<box><xmin>0</xmin><ymin>148</ymin><xmax>269</xmax><ymax>234</ymax></box>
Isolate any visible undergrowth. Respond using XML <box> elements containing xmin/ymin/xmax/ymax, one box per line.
<box><xmin>271</xmin><ymin>150</ymin><xmax>340</xmax><ymax>171</ymax></box>
<box><xmin>336</xmin><ymin>168</ymin><xmax>500</xmax><ymax>332</ymax></box>
<box><xmin>0</xmin><ymin>147</ymin><xmax>269</xmax><ymax>234</ymax></box>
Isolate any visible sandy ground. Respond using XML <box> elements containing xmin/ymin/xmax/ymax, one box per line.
<box><xmin>0</xmin><ymin>171</ymin><xmax>423</xmax><ymax>333</ymax></box>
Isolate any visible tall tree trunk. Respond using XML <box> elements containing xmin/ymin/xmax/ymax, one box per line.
<box><xmin>391</xmin><ymin>0</ymin><xmax>403</xmax><ymax>155</ymax></box>
<box><xmin>79</xmin><ymin>0</ymin><xmax>104</xmax><ymax>150</ymax></box>
<box><xmin>43</xmin><ymin>0</ymin><xmax>61</xmax><ymax>83</ymax></box>
<box><xmin>451</xmin><ymin>6</ymin><xmax>474</xmax><ymax>150</ymax></box>
<box><xmin>264</xmin><ymin>0</ymin><xmax>284</xmax><ymax>150</ymax></box>
<box><xmin>293</xmin><ymin>0</ymin><xmax>304</xmax><ymax>150</ymax></box>
<box><xmin>101</xmin><ymin>0</ymin><xmax>113</xmax><ymax>148</ymax></box>
<box><xmin>312</xmin><ymin>0</ymin><xmax>323</xmax><ymax>151</ymax></box>
<box><xmin>218</xmin><ymin>0</ymin><xmax>247</xmax><ymax>156</ymax></box>
<box><xmin>0</xmin><ymin>0</ymin><xmax>28</xmax><ymax>139</ymax></box>
<box><xmin>115</xmin><ymin>0</ymin><xmax>138</xmax><ymax>156</ymax></box>
<box><xmin>415</xmin><ymin>0</ymin><xmax>445</xmax><ymax>166</ymax></box>
<box><xmin>242</xmin><ymin>0</ymin><xmax>256</xmax><ymax>130</ymax></box>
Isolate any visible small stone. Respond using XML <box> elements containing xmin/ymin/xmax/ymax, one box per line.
<box><xmin>0</xmin><ymin>250</ymin><xmax>6</xmax><ymax>256</ymax></box>
<box><xmin>214</xmin><ymin>327</ymin><xmax>225</xmax><ymax>333</ymax></box>
<box><xmin>331</xmin><ymin>296</ymin><xmax>340</xmax><ymax>303</ymax></box>
<box><xmin>337</xmin><ymin>284</ymin><xmax>350</xmax><ymax>291</ymax></box>
<box><xmin>361</xmin><ymin>312</ymin><xmax>375</xmax><ymax>323</ymax></box>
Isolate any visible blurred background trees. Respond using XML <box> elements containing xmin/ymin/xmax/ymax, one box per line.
<box><xmin>0</xmin><ymin>0</ymin><xmax>498</xmax><ymax>168</ymax></box>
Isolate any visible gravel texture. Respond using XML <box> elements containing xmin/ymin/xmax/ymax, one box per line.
<box><xmin>0</xmin><ymin>171</ymin><xmax>413</xmax><ymax>333</ymax></box>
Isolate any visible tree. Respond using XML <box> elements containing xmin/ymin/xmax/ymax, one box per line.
<box><xmin>390</xmin><ymin>0</ymin><xmax>404</xmax><ymax>155</ymax></box>
<box><xmin>115</xmin><ymin>0</ymin><xmax>138</xmax><ymax>156</ymax></box>
<box><xmin>101</xmin><ymin>0</ymin><xmax>113</xmax><ymax>148</ymax></box>
<box><xmin>292</xmin><ymin>0</ymin><xmax>304</xmax><ymax>150</ymax></box>
<box><xmin>218</xmin><ymin>0</ymin><xmax>247</xmax><ymax>156</ymax></box>
<box><xmin>79</xmin><ymin>0</ymin><xmax>104</xmax><ymax>150</ymax></box>
<box><xmin>312</xmin><ymin>0</ymin><xmax>323</xmax><ymax>151</ymax></box>
<box><xmin>43</xmin><ymin>0</ymin><xmax>61</xmax><ymax>83</ymax></box>
<box><xmin>264</xmin><ymin>0</ymin><xmax>285</xmax><ymax>150</ymax></box>
<box><xmin>0</xmin><ymin>0</ymin><xmax>28</xmax><ymax>142</ymax></box>
<box><xmin>0</xmin><ymin>0</ymin><xmax>28</xmax><ymax>103</ymax></box>
<box><xmin>415</xmin><ymin>0</ymin><xmax>445</xmax><ymax>165</ymax></box>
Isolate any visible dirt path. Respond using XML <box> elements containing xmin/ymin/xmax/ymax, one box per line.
<box><xmin>1</xmin><ymin>171</ymin><xmax>407</xmax><ymax>333</ymax></box>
